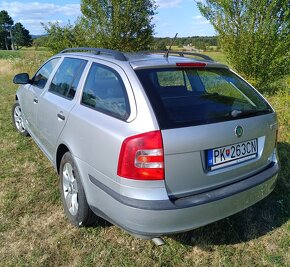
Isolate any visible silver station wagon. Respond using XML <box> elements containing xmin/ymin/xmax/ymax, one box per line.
<box><xmin>12</xmin><ymin>48</ymin><xmax>279</xmax><ymax>243</ymax></box>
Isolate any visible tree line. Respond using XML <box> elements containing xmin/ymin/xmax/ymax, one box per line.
<box><xmin>34</xmin><ymin>35</ymin><xmax>218</xmax><ymax>52</ymax></box>
<box><xmin>2</xmin><ymin>0</ymin><xmax>289</xmax><ymax>93</ymax></box>
<box><xmin>41</xmin><ymin>0</ymin><xmax>288</xmax><ymax>92</ymax></box>
<box><xmin>153</xmin><ymin>36</ymin><xmax>218</xmax><ymax>51</ymax></box>
<box><xmin>0</xmin><ymin>10</ymin><xmax>32</xmax><ymax>50</ymax></box>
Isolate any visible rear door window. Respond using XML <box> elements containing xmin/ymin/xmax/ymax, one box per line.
<box><xmin>49</xmin><ymin>58</ymin><xmax>87</xmax><ymax>99</ymax></box>
<box><xmin>81</xmin><ymin>63</ymin><xmax>130</xmax><ymax>120</ymax></box>
<box><xmin>135</xmin><ymin>67</ymin><xmax>272</xmax><ymax>129</ymax></box>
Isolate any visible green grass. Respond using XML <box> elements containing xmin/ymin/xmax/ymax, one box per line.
<box><xmin>203</xmin><ymin>51</ymin><xmax>228</xmax><ymax>64</ymax></box>
<box><xmin>0</xmin><ymin>48</ymin><xmax>52</xmax><ymax>61</ymax></box>
<box><xmin>167</xmin><ymin>46</ymin><xmax>227</xmax><ymax>64</ymax></box>
<box><xmin>0</xmin><ymin>50</ymin><xmax>289</xmax><ymax>266</ymax></box>
<box><xmin>0</xmin><ymin>50</ymin><xmax>22</xmax><ymax>59</ymax></box>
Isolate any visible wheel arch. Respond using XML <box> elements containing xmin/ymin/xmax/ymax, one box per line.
<box><xmin>56</xmin><ymin>144</ymin><xmax>70</xmax><ymax>174</ymax></box>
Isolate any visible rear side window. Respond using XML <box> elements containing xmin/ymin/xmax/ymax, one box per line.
<box><xmin>135</xmin><ymin>67</ymin><xmax>272</xmax><ymax>129</ymax></box>
<box><xmin>49</xmin><ymin>58</ymin><xmax>87</xmax><ymax>99</ymax></box>
<box><xmin>81</xmin><ymin>63</ymin><xmax>130</xmax><ymax>120</ymax></box>
<box><xmin>32</xmin><ymin>58</ymin><xmax>60</xmax><ymax>89</ymax></box>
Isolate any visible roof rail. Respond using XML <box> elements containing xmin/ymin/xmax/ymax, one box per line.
<box><xmin>59</xmin><ymin>47</ymin><xmax>128</xmax><ymax>61</ymax></box>
<box><xmin>145</xmin><ymin>50</ymin><xmax>214</xmax><ymax>61</ymax></box>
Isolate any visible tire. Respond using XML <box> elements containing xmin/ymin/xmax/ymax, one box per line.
<box><xmin>60</xmin><ymin>152</ymin><xmax>96</xmax><ymax>227</ymax></box>
<box><xmin>12</xmin><ymin>101</ymin><xmax>29</xmax><ymax>136</ymax></box>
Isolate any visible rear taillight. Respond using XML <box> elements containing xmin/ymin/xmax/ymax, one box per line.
<box><xmin>117</xmin><ymin>131</ymin><xmax>164</xmax><ymax>180</ymax></box>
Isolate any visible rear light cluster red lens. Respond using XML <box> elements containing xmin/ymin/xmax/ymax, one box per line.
<box><xmin>117</xmin><ymin>131</ymin><xmax>165</xmax><ymax>180</ymax></box>
<box><xmin>176</xmin><ymin>62</ymin><xmax>206</xmax><ymax>67</ymax></box>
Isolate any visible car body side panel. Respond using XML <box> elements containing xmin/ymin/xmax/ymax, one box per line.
<box><xmin>36</xmin><ymin>92</ymin><xmax>78</xmax><ymax>159</ymax></box>
<box><xmin>20</xmin><ymin>84</ymin><xmax>42</xmax><ymax>136</ymax></box>
<box><xmin>16</xmin><ymin>56</ymin><xmax>62</xmax><ymax>154</ymax></box>
<box><xmin>56</xmin><ymin>59</ymin><xmax>160</xmax><ymax>203</ymax></box>
<box><xmin>35</xmin><ymin>58</ymin><xmax>91</xmax><ymax>160</ymax></box>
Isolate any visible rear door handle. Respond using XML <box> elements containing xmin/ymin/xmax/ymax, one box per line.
<box><xmin>57</xmin><ymin>112</ymin><xmax>65</xmax><ymax>120</ymax></box>
<box><xmin>33</xmin><ymin>98</ymin><xmax>38</xmax><ymax>104</ymax></box>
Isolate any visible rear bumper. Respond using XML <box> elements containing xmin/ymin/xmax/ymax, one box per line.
<box><xmin>89</xmin><ymin>161</ymin><xmax>279</xmax><ymax>237</ymax></box>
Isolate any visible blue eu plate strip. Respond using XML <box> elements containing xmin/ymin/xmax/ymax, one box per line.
<box><xmin>207</xmin><ymin>149</ymin><xmax>213</xmax><ymax>167</ymax></box>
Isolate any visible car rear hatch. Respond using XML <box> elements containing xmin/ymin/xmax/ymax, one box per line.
<box><xmin>135</xmin><ymin>63</ymin><xmax>277</xmax><ymax>197</ymax></box>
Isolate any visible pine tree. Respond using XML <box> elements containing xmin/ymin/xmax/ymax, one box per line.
<box><xmin>0</xmin><ymin>10</ymin><xmax>14</xmax><ymax>50</ymax></box>
<box><xmin>13</xmin><ymin>22</ymin><xmax>32</xmax><ymax>49</ymax></box>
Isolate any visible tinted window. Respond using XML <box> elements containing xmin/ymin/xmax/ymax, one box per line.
<box><xmin>135</xmin><ymin>68</ymin><xmax>272</xmax><ymax>129</ymax></box>
<box><xmin>33</xmin><ymin>58</ymin><xmax>60</xmax><ymax>89</ymax></box>
<box><xmin>81</xmin><ymin>63</ymin><xmax>130</xmax><ymax>120</ymax></box>
<box><xmin>49</xmin><ymin>58</ymin><xmax>87</xmax><ymax>99</ymax></box>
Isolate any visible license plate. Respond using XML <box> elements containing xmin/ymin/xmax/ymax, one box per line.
<box><xmin>207</xmin><ymin>139</ymin><xmax>258</xmax><ymax>170</ymax></box>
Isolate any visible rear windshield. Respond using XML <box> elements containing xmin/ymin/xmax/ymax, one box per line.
<box><xmin>135</xmin><ymin>67</ymin><xmax>272</xmax><ymax>129</ymax></box>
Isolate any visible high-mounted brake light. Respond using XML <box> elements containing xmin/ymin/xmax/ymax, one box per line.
<box><xmin>117</xmin><ymin>131</ymin><xmax>165</xmax><ymax>180</ymax></box>
<box><xmin>176</xmin><ymin>62</ymin><xmax>206</xmax><ymax>67</ymax></box>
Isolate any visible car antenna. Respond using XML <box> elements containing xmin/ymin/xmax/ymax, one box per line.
<box><xmin>164</xmin><ymin>33</ymin><xmax>178</xmax><ymax>58</ymax></box>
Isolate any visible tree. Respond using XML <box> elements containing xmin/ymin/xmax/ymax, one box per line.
<box><xmin>12</xmin><ymin>22</ymin><xmax>32</xmax><ymax>49</ymax></box>
<box><xmin>0</xmin><ymin>10</ymin><xmax>14</xmax><ymax>50</ymax></box>
<box><xmin>80</xmin><ymin>0</ymin><xmax>156</xmax><ymax>51</ymax></box>
<box><xmin>33</xmin><ymin>35</ymin><xmax>49</xmax><ymax>49</ymax></box>
<box><xmin>152</xmin><ymin>39</ymin><xmax>167</xmax><ymax>50</ymax></box>
<box><xmin>197</xmin><ymin>0</ymin><xmax>290</xmax><ymax>92</ymax></box>
<box><xmin>194</xmin><ymin>40</ymin><xmax>207</xmax><ymax>51</ymax></box>
<box><xmin>42</xmin><ymin>22</ymin><xmax>80</xmax><ymax>52</ymax></box>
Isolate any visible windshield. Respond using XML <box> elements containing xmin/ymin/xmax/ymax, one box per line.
<box><xmin>135</xmin><ymin>67</ymin><xmax>272</xmax><ymax>129</ymax></box>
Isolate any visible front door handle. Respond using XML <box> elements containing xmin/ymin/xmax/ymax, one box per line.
<box><xmin>33</xmin><ymin>98</ymin><xmax>38</xmax><ymax>104</ymax></box>
<box><xmin>57</xmin><ymin>112</ymin><xmax>65</xmax><ymax>120</ymax></box>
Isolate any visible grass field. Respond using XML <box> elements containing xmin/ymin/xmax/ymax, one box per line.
<box><xmin>0</xmin><ymin>50</ymin><xmax>289</xmax><ymax>266</ymax></box>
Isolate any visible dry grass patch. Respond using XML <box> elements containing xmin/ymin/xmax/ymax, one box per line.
<box><xmin>0</xmin><ymin>59</ymin><xmax>13</xmax><ymax>75</ymax></box>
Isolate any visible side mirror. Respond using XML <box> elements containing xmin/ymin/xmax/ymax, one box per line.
<box><xmin>13</xmin><ymin>73</ymin><xmax>30</xmax><ymax>84</ymax></box>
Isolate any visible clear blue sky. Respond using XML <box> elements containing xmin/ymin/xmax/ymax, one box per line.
<box><xmin>0</xmin><ymin>0</ymin><xmax>216</xmax><ymax>37</ymax></box>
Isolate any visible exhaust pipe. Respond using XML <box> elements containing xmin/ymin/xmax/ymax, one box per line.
<box><xmin>152</xmin><ymin>237</ymin><xmax>165</xmax><ymax>246</ymax></box>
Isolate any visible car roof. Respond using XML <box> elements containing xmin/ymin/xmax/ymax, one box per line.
<box><xmin>125</xmin><ymin>53</ymin><xmax>227</xmax><ymax>69</ymax></box>
<box><xmin>58</xmin><ymin>48</ymin><xmax>228</xmax><ymax>70</ymax></box>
